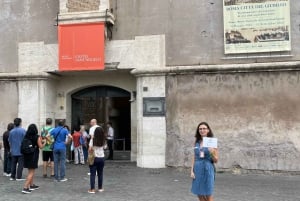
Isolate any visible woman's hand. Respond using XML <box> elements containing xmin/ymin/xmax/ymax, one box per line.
<box><xmin>208</xmin><ymin>148</ymin><xmax>218</xmax><ymax>163</ymax></box>
<box><xmin>190</xmin><ymin>171</ymin><xmax>195</xmax><ymax>179</ymax></box>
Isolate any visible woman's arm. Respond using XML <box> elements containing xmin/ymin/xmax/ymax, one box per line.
<box><xmin>88</xmin><ymin>137</ymin><xmax>93</xmax><ymax>152</ymax></box>
<box><xmin>190</xmin><ymin>153</ymin><xmax>195</xmax><ymax>179</ymax></box>
<box><xmin>37</xmin><ymin>136</ymin><xmax>45</xmax><ymax>149</ymax></box>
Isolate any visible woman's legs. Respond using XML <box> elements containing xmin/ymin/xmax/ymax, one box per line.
<box><xmin>198</xmin><ymin>195</ymin><xmax>213</xmax><ymax>201</ymax></box>
<box><xmin>96</xmin><ymin>158</ymin><xmax>105</xmax><ymax>190</ymax></box>
<box><xmin>89</xmin><ymin>164</ymin><xmax>96</xmax><ymax>190</ymax></box>
<box><xmin>24</xmin><ymin>169</ymin><xmax>34</xmax><ymax>189</ymax></box>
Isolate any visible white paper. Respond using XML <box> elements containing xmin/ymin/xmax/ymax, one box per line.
<box><xmin>203</xmin><ymin>137</ymin><xmax>218</xmax><ymax>148</ymax></box>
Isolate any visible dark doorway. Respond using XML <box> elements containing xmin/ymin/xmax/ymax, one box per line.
<box><xmin>71</xmin><ymin>86</ymin><xmax>131</xmax><ymax>151</ymax></box>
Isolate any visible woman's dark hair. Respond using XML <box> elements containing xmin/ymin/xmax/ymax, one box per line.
<box><xmin>93</xmin><ymin>127</ymin><xmax>105</xmax><ymax>147</ymax></box>
<box><xmin>195</xmin><ymin>122</ymin><xmax>214</xmax><ymax>144</ymax></box>
<box><xmin>7</xmin><ymin>123</ymin><xmax>14</xmax><ymax>131</ymax></box>
<box><xmin>25</xmin><ymin>124</ymin><xmax>38</xmax><ymax>139</ymax></box>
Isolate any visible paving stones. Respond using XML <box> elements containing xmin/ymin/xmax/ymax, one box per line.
<box><xmin>0</xmin><ymin>161</ymin><xmax>300</xmax><ymax>201</ymax></box>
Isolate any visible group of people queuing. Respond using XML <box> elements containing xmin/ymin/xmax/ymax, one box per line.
<box><xmin>2</xmin><ymin>117</ymin><xmax>114</xmax><ymax>194</ymax></box>
<box><xmin>2</xmin><ymin>117</ymin><xmax>218</xmax><ymax>200</ymax></box>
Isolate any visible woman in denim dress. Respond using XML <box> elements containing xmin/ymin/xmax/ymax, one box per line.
<box><xmin>191</xmin><ymin>122</ymin><xmax>218</xmax><ymax>201</ymax></box>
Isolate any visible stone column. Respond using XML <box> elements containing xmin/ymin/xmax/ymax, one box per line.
<box><xmin>136</xmin><ymin>76</ymin><xmax>166</xmax><ymax>168</ymax></box>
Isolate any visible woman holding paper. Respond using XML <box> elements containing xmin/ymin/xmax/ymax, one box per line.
<box><xmin>191</xmin><ymin>122</ymin><xmax>218</xmax><ymax>201</ymax></box>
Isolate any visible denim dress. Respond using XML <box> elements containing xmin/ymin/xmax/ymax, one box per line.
<box><xmin>191</xmin><ymin>142</ymin><xmax>215</xmax><ymax>195</ymax></box>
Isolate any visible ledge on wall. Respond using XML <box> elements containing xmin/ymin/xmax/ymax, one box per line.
<box><xmin>58</xmin><ymin>10</ymin><xmax>115</xmax><ymax>25</ymax></box>
<box><xmin>131</xmin><ymin>61</ymin><xmax>300</xmax><ymax>76</ymax></box>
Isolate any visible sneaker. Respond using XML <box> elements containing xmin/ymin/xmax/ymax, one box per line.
<box><xmin>60</xmin><ymin>178</ymin><xmax>68</xmax><ymax>182</ymax></box>
<box><xmin>29</xmin><ymin>184</ymin><xmax>39</xmax><ymax>190</ymax></box>
<box><xmin>88</xmin><ymin>189</ymin><xmax>95</xmax><ymax>194</ymax></box>
<box><xmin>98</xmin><ymin>189</ymin><xmax>104</xmax><ymax>192</ymax></box>
<box><xmin>10</xmin><ymin>177</ymin><xmax>15</xmax><ymax>181</ymax></box>
<box><xmin>87</xmin><ymin>172</ymin><xmax>97</xmax><ymax>176</ymax></box>
<box><xmin>22</xmin><ymin>188</ymin><xmax>32</xmax><ymax>194</ymax></box>
<box><xmin>6</xmin><ymin>173</ymin><xmax>11</xmax><ymax>177</ymax></box>
<box><xmin>16</xmin><ymin>178</ymin><xmax>25</xmax><ymax>181</ymax></box>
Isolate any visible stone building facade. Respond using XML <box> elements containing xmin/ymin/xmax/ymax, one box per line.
<box><xmin>1</xmin><ymin>0</ymin><xmax>300</xmax><ymax>172</ymax></box>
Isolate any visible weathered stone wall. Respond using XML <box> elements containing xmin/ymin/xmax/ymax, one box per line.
<box><xmin>66</xmin><ymin>0</ymin><xmax>100</xmax><ymax>12</ymax></box>
<box><xmin>0</xmin><ymin>0</ymin><xmax>58</xmax><ymax>73</ymax></box>
<box><xmin>166</xmin><ymin>71</ymin><xmax>300</xmax><ymax>171</ymax></box>
<box><xmin>0</xmin><ymin>81</ymin><xmax>18</xmax><ymax>135</ymax></box>
<box><xmin>111</xmin><ymin>0</ymin><xmax>300</xmax><ymax>65</ymax></box>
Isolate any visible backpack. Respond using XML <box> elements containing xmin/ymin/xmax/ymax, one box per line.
<box><xmin>21</xmin><ymin>138</ymin><xmax>35</xmax><ymax>154</ymax></box>
<box><xmin>79</xmin><ymin>135</ymin><xmax>85</xmax><ymax>145</ymax></box>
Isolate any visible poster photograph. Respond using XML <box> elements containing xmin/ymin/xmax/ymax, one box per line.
<box><xmin>223</xmin><ymin>0</ymin><xmax>291</xmax><ymax>54</ymax></box>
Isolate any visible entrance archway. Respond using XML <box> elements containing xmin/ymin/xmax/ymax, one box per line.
<box><xmin>71</xmin><ymin>86</ymin><xmax>131</xmax><ymax>154</ymax></box>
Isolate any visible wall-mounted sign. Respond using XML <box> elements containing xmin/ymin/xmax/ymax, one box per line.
<box><xmin>58</xmin><ymin>23</ymin><xmax>105</xmax><ymax>71</ymax></box>
<box><xmin>223</xmin><ymin>0</ymin><xmax>291</xmax><ymax>54</ymax></box>
<box><xmin>143</xmin><ymin>97</ymin><xmax>165</xmax><ymax>117</ymax></box>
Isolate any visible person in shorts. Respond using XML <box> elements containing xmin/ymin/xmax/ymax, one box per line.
<box><xmin>41</xmin><ymin>118</ymin><xmax>54</xmax><ymax>178</ymax></box>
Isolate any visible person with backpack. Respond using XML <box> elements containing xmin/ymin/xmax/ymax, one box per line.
<box><xmin>80</xmin><ymin>125</ymin><xmax>90</xmax><ymax>163</ymax></box>
<box><xmin>49</xmin><ymin>120</ymin><xmax>72</xmax><ymax>182</ymax></box>
<box><xmin>22</xmin><ymin>124</ymin><xmax>45</xmax><ymax>194</ymax></box>
<box><xmin>72</xmin><ymin>125</ymin><xmax>85</xmax><ymax>165</ymax></box>
<box><xmin>41</xmin><ymin>118</ymin><xmax>54</xmax><ymax>178</ymax></box>
<box><xmin>8</xmin><ymin>118</ymin><xmax>26</xmax><ymax>181</ymax></box>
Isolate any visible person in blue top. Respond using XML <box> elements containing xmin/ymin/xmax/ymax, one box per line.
<box><xmin>191</xmin><ymin>122</ymin><xmax>219</xmax><ymax>201</ymax></box>
<box><xmin>8</xmin><ymin>118</ymin><xmax>26</xmax><ymax>181</ymax></box>
<box><xmin>48</xmin><ymin>120</ymin><xmax>72</xmax><ymax>182</ymax></box>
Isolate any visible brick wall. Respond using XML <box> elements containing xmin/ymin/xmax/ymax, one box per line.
<box><xmin>67</xmin><ymin>0</ymin><xmax>100</xmax><ymax>12</ymax></box>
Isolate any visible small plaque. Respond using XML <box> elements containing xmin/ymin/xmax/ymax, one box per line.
<box><xmin>143</xmin><ymin>97</ymin><xmax>165</xmax><ymax>117</ymax></box>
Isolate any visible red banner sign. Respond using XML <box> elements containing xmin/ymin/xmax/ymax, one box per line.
<box><xmin>58</xmin><ymin>23</ymin><xmax>105</xmax><ymax>71</ymax></box>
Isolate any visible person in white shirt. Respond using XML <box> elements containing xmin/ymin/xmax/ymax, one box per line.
<box><xmin>106</xmin><ymin>122</ymin><xmax>114</xmax><ymax>160</ymax></box>
<box><xmin>89</xmin><ymin>119</ymin><xmax>100</xmax><ymax>137</ymax></box>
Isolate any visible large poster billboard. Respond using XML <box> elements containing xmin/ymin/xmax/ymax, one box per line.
<box><xmin>58</xmin><ymin>23</ymin><xmax>105</xmax><ymax>71</ymax></box>
<box><xmin>223</xmin><ymin>0</ymin><xmax>291</xmax><ymax>54</ymax></box>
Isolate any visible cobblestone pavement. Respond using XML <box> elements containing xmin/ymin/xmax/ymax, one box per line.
<box><xmin>1</xmin><ymin>161</ymin><xmax>300</xmax><ymax>201</ymax></box>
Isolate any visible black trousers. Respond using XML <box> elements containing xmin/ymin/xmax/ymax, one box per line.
<box><xmin>107</xmin><ymin>140</ymin><xmax>113</xmax><ymax>160</ymax></box>
<box><xmin>11</xmin><ymin>155</ymin><xmax>24</xmax><ymax>179</ymax></box>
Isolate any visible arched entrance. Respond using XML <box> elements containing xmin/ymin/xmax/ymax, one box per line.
<box><xmin>71</xmin><ymin>86</ymin><xmax>131</xmax><ymax>158</ymax></box>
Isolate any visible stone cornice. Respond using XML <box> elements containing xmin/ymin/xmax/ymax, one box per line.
<box><xmin>0</xmin><ymin>72</ymin><xmax>60</xmax><ymax>81</ymax></box>
<box><xmin>131</xmin><ymin>61</ymin><xmax>300</xmax><ymax>76</ymax></box>
<box><xmin>58</xmin><ymin>10</ymin><xmax>115</xmax><ymax>25</ymax></box>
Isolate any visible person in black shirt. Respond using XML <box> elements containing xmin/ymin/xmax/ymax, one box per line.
<box><xmin>2</xmin><ymin>123</ymin><xmax>14</xmax><ymax>176</ymax></box>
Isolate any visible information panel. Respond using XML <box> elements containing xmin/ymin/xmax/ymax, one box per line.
<box><xmin>223</xmin><ymin>0</ymin><xmax>291</xmax><ymax>54</ymax></box>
